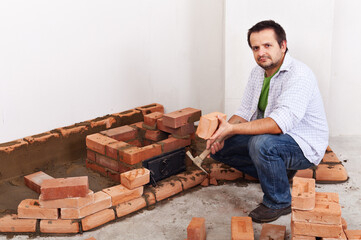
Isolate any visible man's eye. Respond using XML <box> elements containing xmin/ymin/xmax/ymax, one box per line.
<box><xmin>252</xmin><ymin>47</ymin><xmax>259</xmax><ymax>51</ymax></box>
<box><xmin>265</xmin><ymin>44</ymin><xmax>270</xmax><ymax>48</ymax></box>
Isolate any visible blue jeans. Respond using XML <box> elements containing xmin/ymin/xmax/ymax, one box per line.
<box><xmin>211</xmin><ymin>134</ymin><xmax>314</xmax><ymax>209</ymax></box>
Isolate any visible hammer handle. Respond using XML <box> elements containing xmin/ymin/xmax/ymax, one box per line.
<box><xmin>199</xmin><ymin>138</ymin><xmax>222</xmax><ymax>160</ymax></box>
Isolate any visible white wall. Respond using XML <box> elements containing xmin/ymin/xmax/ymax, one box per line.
<box><xmin>0</xmin><ymin>0</ymin><xmax>225</xmax><ymax>143</ymax></box>
<box><xmin>225</xmin><ymin>0</ymin><xmax>361</xmax><ymax>137</ymax></box>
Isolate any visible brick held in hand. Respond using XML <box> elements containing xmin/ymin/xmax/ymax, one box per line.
<box><xmin>24</xmin><ymin>171</ymin><xmax>54</xmax><ymax>194</ymax></box>
<box><xmin>40</xmin><ymin>176</ymin><xmax>89</xmax><ymax>200</ymax></box>
<box><xmin>187</xmin><ymin>217</ymin><xmax>206</xmax><ymax>240</ymax></box>
<box><xmin>163</xmin><ymin>107</ymin><xmax>201</xmax><ymax>128</ymax></box>
<box><xmin>196</xmin><ymin>112</ymin><xmax>227</xmax><ymax>139</ymax></box>
<box><xmin>120</xmin><ymin>168</ymin><xmax>150</xmax><ymax>189</ymax></box>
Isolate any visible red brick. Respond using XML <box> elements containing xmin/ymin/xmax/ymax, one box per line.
<box><xmin>201</xmin><ymin>178</ymin><xmax>209</xmax><ymax>187</ymax></box>
<box><xmin>101</xmin><ymin>125</ymin><xmax>137</xmax><ymax>142</ymax></box>
<box><xmin>87</xmin><ymin>149</ymin><xmax>96</xmax><ymax>162</ymax></box>
<box><xmin>345</xmin><ymin>230</ymin><xmax>361</xmax><ymax>240</ymax></box>
<box><xmin>95</xmin><ymin>153</ymin><xmax>120</xmax><ymax>172</ymax></box>
<box><xmin>144</xmin><ymin>112</ymin><xmax>164</xmax><ymax>128</ymax></box>
<box><xmin>57</xmin><ymin>125</ymin><xmax>88</xmax><ymax>138</ymax></box>
<box><xmin>40</xmin><ymin>219</ymin><xmax>79</xmax><ymax>233</ymax></box>
<box><xmin>86</xmin><ymin>159</ymin><xmax>107</xmax><ymax>176</ymax></box>
<box><xmin>116</xmin><ymin>197</ymin><xmax>147</xmax><ymax>218</ymax></box>
<box><xmin>177</xmin><ymin>170</ymin><xmax>207</xmax><ymax>190</ymax></box>
<box><xmin>61</xmin><ymin>191</ymin><xmax>111</xmax><ymax>219</ymax></box>
<box><xmin>121</xmin><ymin>144</ymin><xmax>162</xmax><ymax>165</ymax></box>
<box><xmin>292</xmin><ymin>201</ymin><xmax>341</xmax><ymax>225</ymax></box>
<box><xmin>322</xmin><ymin>152</ymin><xmax>341</xmax><ymax>163</ymax></box>
<box><xmin>315</xmin><ymin>164</ymin><xmax>348</xmax><ymax>183</ymax></box>
<box><xmin>231</xmin><ymin>216</ymin><xmax>254</xmax><ymax>240</ymax></box>
<box><xmin>112</xmin><ymin>109</ymin><xmax>143</xmax><ymax>124</ymax></box>
<box><xmin>157</xmin><ymin>136</ymin><xmax>191</xmax><ymax>153</ymax></box>
<box><xmin>315</xmin><ymin>192</ymin><xmax>339</xmax><ymax>204</ymax></box>
<box><xmin>24</xmin><ymin>132</ymin><xmax>60</xmax><ymax>144</ymax></box>
<box><xmin>105</xmin><ymin>141</ymin><xmax>130</xmax><ymax>160</ymax></box>
<box><xmin>196</xmin><ymin>112</ymin><xmax>227</xmax><ymax>139</ymax></box>
<box><xmin>187</xmin><ymin>217</ymin><xmax>206</xmax><ymax>240</ymax></box>
<box><xmin>295</xmin><ymin>169</ymin><xmax>314</xmax><ymax>179</ymax></box>
<box><xmin>292</xmin><ymin>235</ymin><xmax>316</xmax><ymax>240</ymax></box>
<box><xmin>86</xmin><ymin>133</ymin><xmax>118</xmax><ymax>155</ymax></box>
<box><xmin>107</xmin><ymin>170</ymin><xmax>121</xmax><ymax>183</ymax></box>
<box><xmin>81</xmin><ymin>208</ymin><xmax>115</xmax><ymax>231</ymax></box>
<box><xmin>291</xmin><ymin>220</ymin><xmax>342</xmax><ymax>238</ymax></box>
<box><xmin>210</xmin><ymin>177</ymin><xmax>218</xmax><ymax>186</ymax></box>
<box><xmin>41</xmin><ymin>176</ymin><xmax>89</xmax><ymax>200</ymax></box>
<box><xmin>102</xmin><ymin>184</ymin><xmax>143</xmax><ymax>206</ymax></box>
<box><xmin>40</xmin><ymin>190</ymin><xmax>94</xmax><ymax>209</ymax></box>
<box><xmin>209</xmin><ymin>163</ymin><xmax>243</xmax><ymax>181</ymax></box>
<box><xmin>144</xmin><ymin>192</ymin><xmax>156</xmax><ymax>206</ymax></box>
<box><xmin>322</xmin><ymin>230</ymin><xmax>347</xmax><ymax>240</ymax></box>
<box><xmin>163</xmin><ymin>107</ymin><xmax>201</xmax><ymax>128</ymax></box>
<box><xmin>145</xmin><ymin>129</ymin><xmax>168</xmax><ymax>141</ymax></box>
<box><xmin>18</xmin><ymin>199</ymin><xmax>58</xmax><ymax>219</ymax></box>
<box><xmin>157</xmin><ymin>118</ymin><xmax>196</xmax><ymax>136</ymax></box>
<box><xmin>135</xmin><ymin>103</ymin><xmax>164</xmax><ymax>115</ymax></box>
<box><xmin>24</xmin><ymin>171</ymin><xmax>54</xmax><ymax>194</ymax></box>
<box><xmin>120</xmin><ymin>168</ymin><xmax>150</xmax><ymax>189</ymax></box>
<box><xmin>260</xmin><ymin>223</ymin><xmax>286</xmax><ymax>240</ymax></box>
<box><xmin>90</xmin><ymin>116</ymin><xmax>116</xmax><ymax>129</ymax></box>
<box><xmin>291</xmin><ymin>177</ymin><xmax>315</xmax><ymax>210</ymax></box>
<box><xmin>0</xmin><ymin>214</ymin><xmax>37</xmax><ymax>233</ymax></box>
<box><xmin>154</xmin><ymin>179</ymin><xmax>183</xmax><ymax>201</ymax></box>
<box><xmin>127</xmin><ymin>139</ymin><xmax>143</xmax><ymax>147</ymax></box>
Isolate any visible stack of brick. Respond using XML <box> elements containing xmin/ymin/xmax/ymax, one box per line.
<box><xmin>86</xmin><ymin>107</ymin><xmax>200</xmax><ymax>183</ymax></box>
<box><xmin>295</xmin><ymin>146</ymin><xmax>348</xmax><ymax>183</ymax></box>
<box><xmin>291</xmin><ymin>177</ymin><xmax>344</xmax><ymax>239</ymax></box>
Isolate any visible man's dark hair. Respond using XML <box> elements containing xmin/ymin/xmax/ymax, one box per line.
<box><xmin>247</xmin><ymin>20</ymin><xmax>288</xmax><ymax>52</ymax></box>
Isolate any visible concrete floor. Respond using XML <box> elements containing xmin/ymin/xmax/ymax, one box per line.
<box><xmin>1</xmin><ymin>135</ymin><xmax>360</xmax><ymax>240</ymax></box>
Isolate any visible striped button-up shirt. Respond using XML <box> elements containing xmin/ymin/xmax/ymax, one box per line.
<box><xmin>235</xmin><ymin>54</ymin><xmax>329</xmax><ymax>165</ymax></box>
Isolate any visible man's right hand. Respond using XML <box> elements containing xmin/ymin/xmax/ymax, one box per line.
<box><xmin>206</xmin><ymin>115</ymin><xmax>233</xmax><ymax>155</ymax></box>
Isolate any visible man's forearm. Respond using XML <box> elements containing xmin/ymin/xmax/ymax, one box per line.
<box><xmin>228</xmin><ymin>115</ymin><xmax>248</xmax><ymax>124</ymax></box>
<box><xmin>230</xmin><ymin>117</ymin><xmax>282</xmax><ymax>135</ymax></box>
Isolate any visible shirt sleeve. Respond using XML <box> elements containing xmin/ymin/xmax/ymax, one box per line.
<box><xmin>268</xmin><ymin>69</ymin><xmax>315</xmax><ymax>133</ymax></box>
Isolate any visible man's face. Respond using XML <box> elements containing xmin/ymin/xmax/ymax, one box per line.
<box><xmin>249</xmin><ymin>29</ymin><xmax>287</xmax><ymax>74</ymax></box>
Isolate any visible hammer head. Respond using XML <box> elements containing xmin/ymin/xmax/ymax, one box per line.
<box><xmin>186</xmin><ymin>151</ymin><xmax>209</xmax><ymax>174</ymax></box>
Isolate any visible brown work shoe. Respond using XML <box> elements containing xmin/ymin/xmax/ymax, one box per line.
<box><xmin>248</xmin><ymin>203</ymin><xmax>291</xmax><ymax>223</ymax></box>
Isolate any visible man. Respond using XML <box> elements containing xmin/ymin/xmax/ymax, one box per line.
<box><xmin>207</xmin><ymin>20</ymin><xmax>328</xmax><ymax>223</ymax></box>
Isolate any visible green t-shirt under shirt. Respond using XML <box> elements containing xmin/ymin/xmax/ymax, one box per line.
<box><xmin>258</xmin><ymin>68</ymin><xmax>280</xmax><ymax>114</ymax></box>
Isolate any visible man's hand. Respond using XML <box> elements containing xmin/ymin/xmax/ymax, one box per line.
<box><xmin>206</xmin><ymin>115</ymin><xmax>234</xmax><ymax>155</ymax></box>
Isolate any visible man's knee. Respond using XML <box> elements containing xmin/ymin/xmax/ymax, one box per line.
<box><xmin>248</xmin><ymin>135</ymin><xmax>274</xmax><ymax>154</ymax></box>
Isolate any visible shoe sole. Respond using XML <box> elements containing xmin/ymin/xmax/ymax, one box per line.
<box><xmin>250</xmin><ymin>207</ymin><xmax>291</xmax><ymax>223</ymax></box>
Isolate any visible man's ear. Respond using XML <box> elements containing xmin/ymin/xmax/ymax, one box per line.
<box><xmin>281</xmin><ymin>40</ymin><xmax>287</xmax><ymax>53</ymax></box>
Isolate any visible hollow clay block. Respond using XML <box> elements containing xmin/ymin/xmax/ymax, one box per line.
<box><xmin>291</xmin><ymin>177</ymin><xmax>315</xmax><ymax>210</ymax></box>
<box><xmin>41</xmin><ymin>176</ymin><xmax>89</xmax><ymax>200</ymax></box>
<box><xmin>292</xmin><ymin>201</ymin><xmax>341</xmax><ymax>225</ymax></box>
<box><xmin>24</xmin><ymin>171</ymin><xmax>54</xmax><ymax>194</ymax></box>
<box><xmin>231</xmin><ymin>216</ymin><xmax>254</xmax><ymax>240</ymax></box>
<box><xmin>196</xmin><ymin>112</ymin><xmax>227</xmax><ymax>139</ymax></box>
<box><xmin>187</xmin><ymin>217</ymin><xmax>206</xmax><ymax>240</ymax></box>
<box><xmin>163</xmin><ymin>107</ymin><xmax>201</xmax><ymax>128</ymax></box>
<box><xmin>120</xmin><ymin>168</ymin><xmax>150</xmax><ymax>190</ymax></box>
<box><xmin>291</xmin><ymin>219</ymin><xmax>343</xmax><ymax>238</ymax></box>
<box><xmin>315</xmin><ymin>192</ymin><xmax>339</xmax><ymax>204</ymax></box>
<box><xmin>259</xmin><ymin>223</ymin><xmax>286</xmax><ymax>240</ymax></box>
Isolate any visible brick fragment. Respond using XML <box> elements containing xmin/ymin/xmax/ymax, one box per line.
<box><xmin>86</xmin><ymin>133</ymin><xmax>118</xmax><ymax>155</ymax></box>
<box><xmin>121</xmin><ymin>144</ymin><xmax>162</xmax><ymax>165</ymax></box>
<box><xmin>196</xmin><ymin>112</ymin><xmax>227</xmax><ymax>139</ymax></box>
<box><xmin>157</xmin><ymin>118</ymin><xmax>196</xmax><ymax>136</ymax></box>
<box><xmin>40</xmin><ymin>190</ymin><xmax>94</xmax><ymax>209</ymax></box>
<box><xmin>291</xmin><ymin>177</ymin><xmax>315</xmax><ymax>210</ymax></box>
<box><xmin>154</xmin><ymin>180</ymin><xmax>183</xmax><ymax>201</ymax></box>
<box><xmin>120</xmin><ymin>168</ymin><xmax>150</xmax><ymax>189</ymax></box>
<box><xmin>40</xmin><ymin>219</ymin><xmax>79</xmax><ymax>233</ymax></box>
<box><xmin>163</xmin><ymin>107</ymin><xmax>201</xmax><ymax>128</ymax></box>
<box><xmin>209</xmin><ymin>163</ymin><xmax>243</xmax><ymax>181</ymax></box>
<box><xmin>24</xmin><ymin>171</ymin><xmax>54</xmax><ymax>194</ymax></box>
<box><xmin>102</xmin><ymin>184</ymin><xmax>143</xmax><ymax>206</ymax></box>
<box><xmin>101</xmin><ymin>125</ymin><xmax>137</xmax><ymax>142</ymax></box>
<box><xmin>231</xmin><ymin>216</ymin><xmax>254</xmax><ymax>240</ymax></box>
<box><xmin>116</xmin><ymin>197</ymin><xmax>147</xmax><ymax>218</ymax></box>
<box><xmin>144</xmin><ymin>112</ymin><xmax>164</xmax><ymax>128</ymax></box>
<box><xmin>0</xmin><ymin>214</ymin><xmax>37</xmax><ymax>233</ymax></box>
<box><xmin>322</xmin><ymin>152</ymin><xmax>341</xmax><ymax>163</ymax></box>
<box><xmin>292</xmin><ymin>201</ymin><xmax>341</xmax><ymax>225</ymax></box>
<box><xmin>61</xmin><ymin>191</ymin><xmax>111</xmax><ymax>219</ymax></box>
<box><xmin>295</xmin><ymin>169</ymin><xmax>314</xmax><ymax>179</ymax></box>
<box><xmin>260</xmin><ymin>223</ymin><xmax>286</xmax><ymax>240</ymax></box>
<box><xmin>187</xmin><ymin>217</ymin><xmax>206</xmax><ymax>240</ymax></box>
<box><xmin>157</xmin><ymin>136</ymin><xmax>191</xmax><ymax>153</ymax></box>
<box><xmin>345</xmin><ymin>230</ymin><xmax>361</xmax><ymax>240</ymax></box>
<box><xmin>136</xmin><ymin>103</ymin><xmax>164</xmax><ymax>115</ymax></box>
<box><xmin>18</xmin><ymin>199</ymin><xmax>58</xmax><ymax>219</ymax></box>
<box><xmin>315</xmin><ymin>164</ymin><xmax>348</xmax><ymax>183</ymax></box>
<box><xmin>82</xmin><ymin>208</ymin><xmax>115</xmax><ymax>231</ymax></box>
<box><xmin>291</xmin><ymin>219</ymin><xmax>342</xmax><ymax>238</ymax></box>
<box><xmin>41</xmin><ymin>176</ymin><xmax>89</xmax><ymax>200</ymax></box>
<box><xmin>177</xmin><ymin>170</ymin><xmax>207</xmax><ymax>190</ymax></box>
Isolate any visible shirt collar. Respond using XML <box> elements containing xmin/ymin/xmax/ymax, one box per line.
<box><xmin>279</xmin><ymin>53</ymin><xmax>293</xmax><ymax>72</ymax></box>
